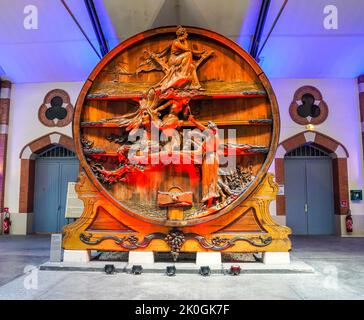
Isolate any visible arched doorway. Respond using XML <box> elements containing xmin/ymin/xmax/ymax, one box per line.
<box><xmin>19</xmin><ymin>132</ymin><xmax>79</xmax><ymax>233</ymax></box>
<box><xmin>274</xmin><ymin>130</ymin><xmax>350</xmax><ymax>236</ymax></box>
<box><xmin>33</xmin><ymin>145</ymin><xmax>79</xmax><ymax>233</ymax></box>
<box><xmin>285</xmin><ymin>144</ymin><xmax>334</xmax><ymax>235</ymax></box>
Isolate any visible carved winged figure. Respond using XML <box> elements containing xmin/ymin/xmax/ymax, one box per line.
<box><xmin>101</xmin><ymin>26</ymin><xmax>213</xmax><ymax>134</ymax></box>
<box><xmin>136</xmin><ymin>25</ymin><xmax>214</xmax><ymax>92</ymax></box>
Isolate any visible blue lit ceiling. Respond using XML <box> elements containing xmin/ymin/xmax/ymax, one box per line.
<box><xmin>259</xmin><ymin>0</ymin><xmax>364</xmax><ymax>78</ymax></box>
<box><xmin>0</xmin><ymin>0</ymin><xmax>363</xmax><ymax>83</ymax></box>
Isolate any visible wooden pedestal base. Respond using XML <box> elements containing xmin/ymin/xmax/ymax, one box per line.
<box><xmin>63</xmin><ymin>172</ymin><xmax>291</xmax><ymax>260</ymax></box>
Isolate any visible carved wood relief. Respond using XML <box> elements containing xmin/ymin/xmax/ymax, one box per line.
<box><xmin>63</xmin><ymin>26</ymin><xmax>291</xmax><ymax>259</ymax></box>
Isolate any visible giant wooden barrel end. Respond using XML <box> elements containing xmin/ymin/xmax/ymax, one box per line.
<box><xmin>66</xmin><ymin>26</ymin><xmax>289</xmax><ymax>255</ymax></box>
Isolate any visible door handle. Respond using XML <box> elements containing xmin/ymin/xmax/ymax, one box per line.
<box><xmin>304</xmin><ymin>203</ymin><xmax>308</xmax><ymax>213</ymax></box>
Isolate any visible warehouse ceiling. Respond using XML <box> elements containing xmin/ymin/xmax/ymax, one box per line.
<box><xmin>0</xmin><ymin>0</ymin><xmax>363</xmax><ymax>83</ymax></box>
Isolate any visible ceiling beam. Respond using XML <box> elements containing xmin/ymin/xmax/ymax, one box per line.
<box><xmin>249</xmin><ymin>0</ymin><xmax>271</xmax><ymax>59</ymax></box>
<box><xmin>60</xmin><ymin>0</ymin><xmax>101</xmax><ymax>59</ymax></box>
<box><xmin>257</xmin><ymin>0</ymin><xmax>288</xmax><ymax>58</ymax></box>
<box><xmin>84</xmin><ymin>0</ymin><xmax>109</xmax><ymax>57</ymax></box>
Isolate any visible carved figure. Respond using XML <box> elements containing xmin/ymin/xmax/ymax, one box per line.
<box><xmin>83</xmin><ymin>25</ymin><xmax>262</xmax><ymax>211</ymax></box>
<box><xmin>188</xmin><ymin>115</ymin><xmax>225</xmax><ymax>206</ymax></box>
<box><xmin>137</xmin><ymin>25</ymin><xmax>214</xmax><ymax>92</ymax></box>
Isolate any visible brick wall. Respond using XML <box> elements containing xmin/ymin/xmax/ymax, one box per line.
<box><xmin>0</xmin><ymin>79</ymin><xmax>11</xmax><ymax>212</ymax></box>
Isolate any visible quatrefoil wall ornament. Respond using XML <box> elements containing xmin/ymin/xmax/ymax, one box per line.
<box><xmin>289</xmin><ymin>86</ymin><xmax>328</xmax><ymax>125</ymax></box>
<box><xmin>38</xmin><ymin>89</ymin><xmax>74</xmax><ymax>127</ymax></box>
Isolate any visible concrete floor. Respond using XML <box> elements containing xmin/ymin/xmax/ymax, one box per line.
<box><xmin>0</xmin><ymin>235</ymin><xmax>50</xmax><ymax>287</ymax></box>
<box><xmin>0</xmin><ymin>235</ymin><xmax>363</xmax><ymax>299</ymax></box>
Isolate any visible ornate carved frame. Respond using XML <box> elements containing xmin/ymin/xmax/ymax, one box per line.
<box><xmin>64</xmin><ymin>172</ymin><xmax>291</xmax><ymax>259</ymax></box>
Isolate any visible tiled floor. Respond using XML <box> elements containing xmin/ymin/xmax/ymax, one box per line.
<box><xmin>0</xmin><ymin>235</ymin><xmax>363</xmax><ymax>299</ymax></box>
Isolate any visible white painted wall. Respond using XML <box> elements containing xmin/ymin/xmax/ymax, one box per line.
<box><xmin>268</xmin><ymin>78</ymin><xmax>364</xmax><ymax>235</ymax></box>
<box><xmin>4</xmin><ymin>82</ymin><xmax>83</xmax><ymax>234</ymax></box>
<box><xmin>4</xmin><ymin>78</ymin><xmax>364</xmax><ymax>234</ymax></box>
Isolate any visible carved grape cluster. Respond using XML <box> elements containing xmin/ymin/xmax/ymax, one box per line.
<box><xmin>165</xmin><ymin>230</ymin><xmax>185</xmax><ymax>261</ymax></box>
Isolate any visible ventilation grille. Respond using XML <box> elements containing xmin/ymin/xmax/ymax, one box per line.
<box><xmin>285</xmin><ymin>144</ymin><xmax>330</xmax><ymax>158</ymax></box>
<box><xmin>38</xmin><ymin>145</ymin><xmax>76</xmax><ymax>158</ymax></box>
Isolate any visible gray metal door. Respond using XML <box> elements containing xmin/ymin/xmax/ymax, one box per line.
<box><xmin>306</xmin><ymin>159</ymin><xmax>334</xmax><ymax>235</ymax></box>
<box><xmin>34</xmin><ymin>161</ymin><xmax>60</xmax><ymax>233</ymax></box>
<box><xmin>58</xmin><ymin>161</ymin><xmax>79</xmax><ymax>230</ymax></box>
<box><xmin>284</xmin><ymin>145</ymin><xmax>334</xmax><ymax>235</ymax></box>
<box><xmin>285</xmin><ymin>159</ymin><xmax>307</xmax><ymax>234</ymax></box>
<box><xmin>33</xmin><ymin>146</ymin><xmax>79</xmax><ymax>233</ymax></box>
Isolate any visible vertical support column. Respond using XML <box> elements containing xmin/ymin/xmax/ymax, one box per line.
<box><xmin>275</xmin><ymin>145</ymin><xmax>287</xmax><ymax>216</ymax></box>
<box><xmin>19</xmin><ymin>158</ymin><xmax>36</xmax><ymax>213</ymax></box>
<box><xmin>358</xmin><ymin>76</ymin><xmax>364</xmax><ymax>157</ymax></box>
<box><xmin>332</xmin><ymin>157</ymin><xmax>349</xmax><ymax>216</ymax></box>
<box><xmin>0</xmin><ymin>80</ymin><xmax>11</xmax><ymax>211</ymax></box>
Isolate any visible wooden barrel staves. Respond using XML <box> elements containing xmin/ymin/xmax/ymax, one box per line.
<box><xmin>65</xmin><ymin>26</ymin><xmax>291</xmax><ymax>258</ymax></box>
